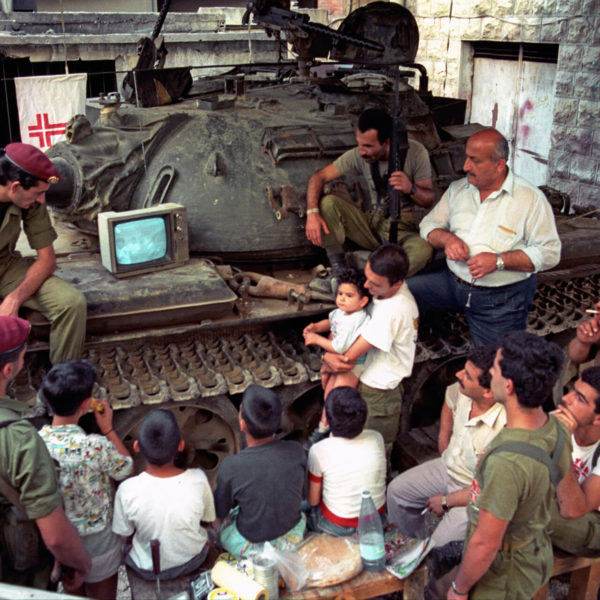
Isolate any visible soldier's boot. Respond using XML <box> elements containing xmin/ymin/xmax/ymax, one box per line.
<box><xmin>308</xmin><ymin>251</ymin><xmax>347</xmax><ymax>295</ymax></box>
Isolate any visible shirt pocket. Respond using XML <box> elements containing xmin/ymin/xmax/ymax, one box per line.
<box><xmin>489</xmin><ymin>224</ymin><xmax>518</xmax><ymax>252</ymax></box>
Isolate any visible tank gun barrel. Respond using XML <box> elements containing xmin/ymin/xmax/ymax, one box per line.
<box><xmin>151</xmin><ymin>0</ymin><xmax>172</xmax><ymax>41</ymax></box>
<box><xmin>243</xmin><ymin>0</ymin><xmax>384</xmax><ymax>58</ymax></box>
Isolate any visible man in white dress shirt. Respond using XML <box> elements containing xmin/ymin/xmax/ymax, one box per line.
<box><xmin>407</xmin><ymin>128</ymin><xmax>561</xmax><ymax>346</ymax></box>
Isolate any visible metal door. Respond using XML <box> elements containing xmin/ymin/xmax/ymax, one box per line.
<box><xmin>470</xmin><ymin>48</ymin><xmax>556</xmax><ymax>186</ymax></box>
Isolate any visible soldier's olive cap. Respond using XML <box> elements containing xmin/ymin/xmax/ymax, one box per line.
<box><xmin>0</xmin><ymin>316</ymin><xmax>30</xmax><ymax>355</ymax></box>
<box><xmin>4</xmin><ymin>143</ymin><xmax>61</xmax><ymax>184</ymax></box>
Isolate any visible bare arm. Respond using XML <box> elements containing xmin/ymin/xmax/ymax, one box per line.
<box><xmin>303</xmin><ymin>318</ymin><xmax>331</xmax><ymax>336</ymax></box>
<box><xmin>438</xmin><ymin>401</ymin><xmax>453</xmax><ymax>454</ymax></box>
<box><xmin>321</xmin><ymin>335</ymin><xmax>373</xmax><ymax>373</ymax></box>
<box><xmin>36</xmin><ymin>506</ymin><xmax>91</xmax><ymax>592</ymax></box>
<box><xmin>305</xmin><ymin>164</ymin><xmax>341</xmax><ymax>246</ymax></box>
<box><xmin>568</xmin><ymin>306</ymin><xmax>600</xmax><ymax>364</ymax></box>
<box><xmin>0</xmin><ymin>244</ymin><xmax>56</xmax><ymax>316</ymax></box>
<box><xmin>427</xmin><ymin>229</ymin><xmax>470</xmax><ymax>262</ymax></box>
<box><xmin>304</xmin><ymin>331</ymin><xmax>336</xmax><ymax>353</ymax></box>
<box><xmin>427</xmin><ymin>489</ymin><xmax>470</xmax><ymax>516</ymax></box>
<box><xmin>448</xmin><ymin>509</ymin><xmax>508</xmax><ymax>599</ymax></box>
<box><xmin>308</xmin><ymin>478</ymin><xmax>322</xmax><ymax>507</ymax></box>
<box><xmin>388</xmin><ymin>173</ymin><xmax>436</xmax><ymax>209</ymax></box>
<box><xmin>94</xmin><ymin>399</ymin><xmax>131</xmax><ymax>458</ymax></box>
<box><xmin>466</xmin><ymin>250</ymin><xmax>535</xmax><ymax>280</ymax></box>
<box><xmin>556</xmin><ymin>467</ymin><xmax>600</xmax><ymax>519</ymax></box>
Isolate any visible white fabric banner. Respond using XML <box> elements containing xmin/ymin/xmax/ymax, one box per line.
<box><xmin>14</xmin><ymin>73</ymin><xmax>87</xmax><ymax>150</ymax></box>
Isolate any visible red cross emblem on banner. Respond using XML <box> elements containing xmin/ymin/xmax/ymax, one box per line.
<box><xmin>28</xmin><ymin>113</ymin><xmax>67</xmax><ymax>148</ymax></box>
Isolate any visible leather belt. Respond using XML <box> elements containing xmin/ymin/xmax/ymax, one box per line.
<box><xmin>452</xmin><ymin>272</ymin><xmax>525</xmax><ymax>291</ymax></box>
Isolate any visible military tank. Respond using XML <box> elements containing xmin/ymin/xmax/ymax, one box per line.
<box><xmin>15</xmin><ymin>1</ymin><xmax>600</xmax><ymax>479</ymax></box>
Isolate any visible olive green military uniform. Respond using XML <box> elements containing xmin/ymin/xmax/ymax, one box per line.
<box><xmin>549</xmin><ymin>502</ymin><xmax>600</xmax><ymax>556</ymax></box>
<box><xmin>0</xmin><ymin>202</ymin><xmax>86</xmax><ymax>363</ymax></box>
<box><xmin>466</xmin><ymin>416</ymin><xmax>571</xmax><ymax>600</ymax></box>
<box><xmin>320</xmin><ymin>140</ymin><xmax>433</xmax><ymax>277</ymax></box>
<box><xmin>0</xmin><ymin>396</ymin><xmax>62</xmax><ymax>586</ymax></box>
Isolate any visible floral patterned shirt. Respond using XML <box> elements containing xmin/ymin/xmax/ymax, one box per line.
<box><xmin>39</xmin><ymin>424</ymin><xmax>133</xmax><ymax>536</ymax></box>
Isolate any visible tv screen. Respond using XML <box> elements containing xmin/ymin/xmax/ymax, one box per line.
<box><xmin>114</xmin><ymin>217</ymin><xmax>168</xmax><ymax>266</ymax></box>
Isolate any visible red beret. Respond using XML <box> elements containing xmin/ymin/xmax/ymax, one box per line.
<box><xmin>0</xmin><ymin>316</ymin><xmax>30</xmax><ymax>355</ymax></box>
<box><xmin>5</xmin><ymin>143</ymin><xmax>61</xmax><ymax>184</ymax></box>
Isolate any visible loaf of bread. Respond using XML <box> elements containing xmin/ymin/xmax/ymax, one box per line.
<box><xmin>297</xmin><ymin>535</ymin><xmax>362</xmax><ymax>587</ymax></box>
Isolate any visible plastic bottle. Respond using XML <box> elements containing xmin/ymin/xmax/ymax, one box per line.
<box><xmin>357</xmin><ymin>489</ymin><xmax>385</xmax><ymax>571</ymax></box>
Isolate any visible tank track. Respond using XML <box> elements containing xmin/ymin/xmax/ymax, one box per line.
<box><xmin>15</xmin><ymin>273</ymin><xmax>600</xmax><ymax>413</ymax></box>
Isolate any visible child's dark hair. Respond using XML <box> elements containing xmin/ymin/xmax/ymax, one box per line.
<box><xmin>39</xmin><ymin>359</ymin><xmax>96</xmax><ymax>416</ymax></box>
<box><xmin>137</xmin><ymin>409</ymin><xmax>181</xmax><ymax>466</ymax></box>
<box><xmin>240</xmin><ymin>384</ymin><xmax>282</xmax><ymax>439</ymax></box>
<box><xmin>325</xmin><ymin>387</ymin><xmax>367</xmax><ymax>439</ymax></box>
<box><xmin>337</xmin><ymin>268</ymin><xmax>371</xmax><ymax>301</ymax></box>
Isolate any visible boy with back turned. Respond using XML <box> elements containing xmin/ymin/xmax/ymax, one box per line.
<box><xmin>112</xmin><ymin>409</ymin><xmax>215</xmax><ymax>580</ymax></box>
<box><xmin>214</xmin><ymin>385</ymin><xmax>306</xmax><ymax>557</ymax></box>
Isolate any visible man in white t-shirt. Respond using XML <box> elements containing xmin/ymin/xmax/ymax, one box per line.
<box><xmin>549</xmin><ymin>366</ymin><xmax>600</xmax><ymax>556</ymax></box>
<box><xmin>306</xmin><ymin>386</ymin><xmax>386</xmax><ymax>536</ymax></box>
<box><xmin>322</xmin><ymin>243</ymin><xmax>418</xmax><ymax>460</ymax></box>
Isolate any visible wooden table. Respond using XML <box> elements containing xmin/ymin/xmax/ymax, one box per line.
<box><xmin>281</xmin><ymin>564</ymin><xmax>428</xmax><ymax>600</ymax></box>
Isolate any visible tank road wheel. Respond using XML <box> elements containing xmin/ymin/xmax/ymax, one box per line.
<box><xmin>277</xmin><ymin>381</ymin><xmax>324</xmax><ymax>443</ymax></box>
<box><xmin>401</xmin><ymin>355</ymin><xmax>468</xmax><ymax>433</ymax></box>
<box><xmin>114</xmin><ymin>395</ymin><xmax>241</xmax><ymax>488</ymax></box>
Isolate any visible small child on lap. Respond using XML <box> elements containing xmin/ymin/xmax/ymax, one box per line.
<box><xmin>112</xmin><ymin>409</ymin><xmax>215</xmax><ymax>580</ymax></box>
<box><xmin>303</xmin><ymin>268</ymin><xmax>371</xmax><ymax>444</ymax></box>
<box><xmin>39</xmin><ymin>360</ymin><xmax>133</xmax><ymax>600</ymax></box>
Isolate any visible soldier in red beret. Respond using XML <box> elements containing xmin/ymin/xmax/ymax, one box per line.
<box><xmin>0</xmin><ymin>143</ymin><xmax>86</xmax><ymax>364</ymax></box>
<box><xmin>0</xmin><ymin>315</ymin><xmax>91</xmax><ymax>590</ymax></box>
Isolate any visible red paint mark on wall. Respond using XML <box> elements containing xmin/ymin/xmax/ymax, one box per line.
<box><xmin>491</xmin><ymin>103</ymin><xmax>498</xmax><ymax>128</ymax></box>
<box><xmin>520</xmin><ymin>124</ymin><xmax>531</xmax><ymax>143</ymax></box>
<box><xmin>519</xmin><ymin>99</ymin><xmax>534</xmax><ymax>119</ymax></box>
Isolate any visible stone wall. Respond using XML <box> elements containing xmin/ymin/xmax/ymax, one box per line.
<box><xmin>405</xmin><ymin>0</ymin><xmax>600</xmax><ymax>207</ymax></box>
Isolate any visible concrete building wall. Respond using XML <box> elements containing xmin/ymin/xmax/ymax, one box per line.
<box><xmin>406</xmin><ymin>0</ymin><xmax>600</xmax><ymax>207</ymax></box>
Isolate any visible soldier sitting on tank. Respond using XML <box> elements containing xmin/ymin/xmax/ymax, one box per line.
<box><xmin>304</xmin><ymin>386</ymin><xmax>386</xmax><ymax>536</ymax></box>
<box><xmin>0</xmin><ymin>143</ymin><xmax>86</xmax><ymax>363</ymax></box>
<box><xmin>305</xmin><ymin>108</ymin><xmax>435</xmax><ymax>293</ymax></box>
<box><xmin>213</xmin><ymin>385</ymin><xmax>306</xmax><ymax>558</ymax></box>
<box><xmin>568</xmin><ymin>300</ymin><xmax>600</xmax><ymax>367</ymax></box>
<box><xmin>407</xmin><ymin>128</ymin><xmax>561</xmax><ymax>347</ymax></box>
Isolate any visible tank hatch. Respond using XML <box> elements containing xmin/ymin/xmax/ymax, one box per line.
<box><xmin>331</xmin><ymin>2</ymin><xmax>420</xmax><ymax>65</ymax></box>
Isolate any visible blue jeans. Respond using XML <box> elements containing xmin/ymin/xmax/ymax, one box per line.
<box><xmin>407</xmin><ymin>268</ymin><xmax>536</xmax><ymax>346</ymax></box>
<box><xmin>302</xmin><ymin>501</ymin><xmax>356</xmax><ymax>537</ymax></box>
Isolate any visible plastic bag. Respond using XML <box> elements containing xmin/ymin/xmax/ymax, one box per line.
<box><xmin>296</xmin><ymin>534</ymin><xmax>362</xmax><ymax>588</ymax></box>
<box><xmin>260</xmin><ymin>541</ymin><xmax>308</xmax><ymax>592</ymax></box>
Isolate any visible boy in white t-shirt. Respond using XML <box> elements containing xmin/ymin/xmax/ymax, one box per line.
<box><xmin>305</xmin><ymin>386</ymin><xmax>386</xmax><ymax>536</ymax></box>
<box><xmin>113</xmin><ymin>409</ymin><xmax>215</xmax><ymax>580</ymax></box>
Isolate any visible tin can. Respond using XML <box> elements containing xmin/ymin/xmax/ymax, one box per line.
<box><xmin>252</xmin><ymin>555</ymin><xmax>278</xmax><ymax>600</ymax></box>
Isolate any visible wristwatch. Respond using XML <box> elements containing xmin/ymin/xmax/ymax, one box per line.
<box><xmin>441</xmin><ymin>495</ymin><xmax>449</xmax><ymax>512</ymax></box>
<box><xmin>496</xmin><ymin>253</ymin><xmax>505</xmax><ymax>271</ymax></box>
<box><xmin>410</xmin><ymin>182</ymin><xmax>417</xmax><ymax>195</ymax></box>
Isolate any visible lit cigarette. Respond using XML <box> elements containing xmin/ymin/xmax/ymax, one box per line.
<box><xmin>90</xmin><ymin>398</ymin><xmax>104</xmax><ymax>413</ymax></box>
<box><xmin>421</xmin><ymin>507</ymin><xmax>428</xmax><ymax>515</ymax></box>
<box><xmin>586</xmin><ymin>309</ymin><xmax>600</xmax><ymax>314</ymax></box>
